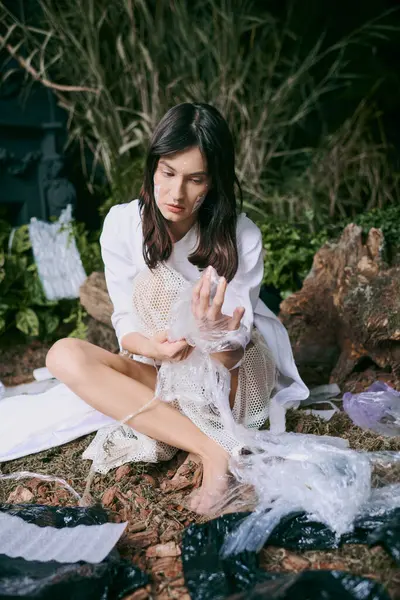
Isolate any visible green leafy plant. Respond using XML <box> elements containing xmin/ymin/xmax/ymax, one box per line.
<box><xmin>260</xmin><ymin>203</ymin><xmax>400</xmax><ymax>296</ymax></box>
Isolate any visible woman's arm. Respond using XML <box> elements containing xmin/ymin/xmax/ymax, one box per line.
<box><xmin>102</xmin><ymin>205</ymin><xmax>192</xmax><ymax>362</ymax></box>
<box><xmin>191</xmin><ymin>216</ymin><xmax>263</xmax><ymax>369</ymax></box>
<box><xmin>222</xmin><ymin>216</ymin><xmax>264</xmax><ymax>343</ymax></box>
<box><xmin>100</xmin><ymin>204</ymin><xmax>140</xmax><ymax>350</ymax></box>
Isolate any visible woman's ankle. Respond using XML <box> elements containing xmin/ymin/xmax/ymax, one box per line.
<box><xmin>197</xmin><ymin>439</ymin><xmax>229</xmax><ymax>465</ymax></box>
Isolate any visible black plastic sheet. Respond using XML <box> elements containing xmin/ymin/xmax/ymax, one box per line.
<box><xmin>267</xmin><ymin>507</ymin><xmax>400</xmax><ymax>564</ymax></box>
<box><xmin>224</xmin><ymin>571</ymin><xmax>391</xmax><ymax>600</ymax></box>
<box><xmin>182</xmin><ymin>511</ymin><xmax>399</xmax><ymax>600</ymax></box>
<box><xmin>0</xmin><ymin>503</ymin><xmax>148</xmax><ymax>600</ymax></box>
<box><xmin>0</xmin><ymin>502</ymin><xmax>109</xmax><ymax>528</ymax></box>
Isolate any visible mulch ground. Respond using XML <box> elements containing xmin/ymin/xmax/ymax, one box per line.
<box><xmin>1</xmin><ymin>340</ymin><xmax>399</xmax><ymax>599</ymax></box>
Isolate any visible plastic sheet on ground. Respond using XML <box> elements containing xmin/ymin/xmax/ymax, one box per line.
<box><xmin>0</xmin><ymin>503</ymin><xmax>147</xmax><ymax>599</ymax></box>
<box><xmin>0</xmin><ymin>382</ymin><xmax>113</xmax><ymax>462</ymax></box>
<box><xmin>182</xmin><ymin>511</ymin><xmax>399</xmax><ymax>600</ymax></box>
<box><xmin>343</xmin><ymin>382</ymin><xmax>400</xmax><ymax>437</ymax></box>
<box><xmin>224</xmin><ymin>571</ymin><xmax>391</xmax><ymax>600</ymax></box>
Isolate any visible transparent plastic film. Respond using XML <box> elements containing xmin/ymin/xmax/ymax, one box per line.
<box><xmin>343</xmin><ymin>382</ymin><xmax>400</xmax><ymax>437</ymax></box>
<box><xmin>0</xmin><ymin>471</ymin><xmax>81</xmax><ymax>502</ymax></box>
<box><xmin>167</xmin><ymin>265</ymin><xmax>249</xmax><ymax>354</ymax></box>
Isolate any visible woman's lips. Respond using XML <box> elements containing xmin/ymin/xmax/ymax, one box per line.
<box><xmin>166</xmin><ymin>204</ymin><xmax>185</xmax><ymax>213</ymax></box>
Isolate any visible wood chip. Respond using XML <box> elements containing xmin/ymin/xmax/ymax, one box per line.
<box><xmin>129</xmin><ymin>520</ymin><xmax>147</xmax><ymax>533</ymax></box>
<box><xmin>102</xmin><ymin>485</ymin><xmax>118</xmax><ymax>507</ymax></box>
<box><xmin>150</xmin><ymin>556</ymin><xmax>182</xmax><ymax>578</ymax></box>
<box><xmin>115</xmin><ymin>464</ymin><xmax>131</xmax><ymax>482</ymax></box>
<box><xmin>7</xmin><ymin>485</ymin><xmax>34</xmax><ymax>503</ymax></box>
<box><xmin>281</xmin><ymin>551</ymin><xmax>310</xmax><ymax>571</ymax></box>
<box><xmin>141</xmin><ymin>474</ymin><xmax>156</xmax><ymax>486</ymax></box>
<box><xmin>123</xmin><ymin>529</ymin><xmax>158</xmax><ymax>549</ymax></box>
<box><xmin>316</xmin><ymin>560</ymin><xmax>348</xmax><ymax>571</ymax></box>
<box><xmin>146</xmin><ymin>541</ymin><xmax>181</xmax><ymax>558</ymax></box>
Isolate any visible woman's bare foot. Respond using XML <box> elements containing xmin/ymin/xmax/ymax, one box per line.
<box><xmin>189</xmin><ymin>447</ymin><xmax>230</xmax><ymax>514</ymax></box>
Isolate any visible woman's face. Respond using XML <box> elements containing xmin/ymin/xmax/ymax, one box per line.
<box><xmin>153</xmin><ymin>146</ymin><xmax>211</xmax><ymax>226</ymax></box>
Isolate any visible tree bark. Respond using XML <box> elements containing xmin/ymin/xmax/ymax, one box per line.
<box><xmin>279</xmin><ymin>224</ymin><xmax>400</xmax><ymax>387</ymax></box>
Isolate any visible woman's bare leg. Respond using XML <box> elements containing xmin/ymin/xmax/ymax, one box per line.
<box><xmin>46</xmin><ymin>338</ymin><xmax>229</xmax><ymax>513</ymax></box>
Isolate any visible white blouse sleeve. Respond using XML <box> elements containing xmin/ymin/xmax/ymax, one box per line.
<box><xmin>222</xmin><ymin>215</ymin><xmax>264</xmax><ymax>345</ymax></box>
<box><xmin>100</xmin><ymin>203</ymin><xmax>140</xmax><ymax>349</ymax></box>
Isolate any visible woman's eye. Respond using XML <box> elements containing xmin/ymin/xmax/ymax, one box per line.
<box><xmin>191</xmin><ymin>179</ymin><xmax>203</xmax><ymax>184</ymax></box>
<box><xmin>163</xmin><ymin>171</ymin><xmax>174</xmax><ymax>177</ymax></box>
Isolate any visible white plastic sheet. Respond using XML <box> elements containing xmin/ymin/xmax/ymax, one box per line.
<box><xmin>0</xmin><ymin>512</ymin><xmax>127</xmax><ymax>563</ymax></box>
<box><xmin>28</xmin><ymin>204</ymin><xmax>86</xmax><ymax>301</ymax></box>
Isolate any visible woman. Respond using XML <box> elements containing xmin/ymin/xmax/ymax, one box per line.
<box><xmin>46</xmin><ymin>103</ymin><xmax>308</xmax><ymax>514</ymax></box>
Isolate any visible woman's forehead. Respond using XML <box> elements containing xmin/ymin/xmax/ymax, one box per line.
<box><xmin>159</xmin><ymin>146</ymin><xmax>208</xmax><ymax>174</ymax></box>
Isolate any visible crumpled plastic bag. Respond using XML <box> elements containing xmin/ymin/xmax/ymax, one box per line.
<box><xmin>343</xmin><ymin>382</ymin><xmax>400</xmax><ymax>437</ymax></box>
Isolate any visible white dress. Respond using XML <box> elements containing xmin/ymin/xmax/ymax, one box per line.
<box><xmin>82</xmin><ymin>201</ymin><xmax>310</xmax><ymax>472</ymax></box>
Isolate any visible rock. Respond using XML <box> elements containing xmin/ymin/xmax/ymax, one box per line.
<box><xmin>79</xmin><ymin>272</ymin><xmax>113</xmax><ymax>326</ymax></box>
<box><xmin>7</xmin><ymin>486</ymin><xmax>34</xmax><ymax>503</ymax></box>
<box><xmin>115</xmin><ymin>465</ymin><xmax>131</xmax><ymax>482</ymax></box>
<box><xmin>146</xmin><ymin>542</ymin><xmax>181</xmax><ymax>558</ymax></box>
<box><xmin>85</xmin><ymin>316</ymin><xmax>119</xmax><ymax>353</ymax></box>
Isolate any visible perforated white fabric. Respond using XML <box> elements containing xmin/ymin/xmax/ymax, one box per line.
<box><xmin>83</xmin><ymin>263</ymin><xmax>277</xmax><ymax>473</ymax></box>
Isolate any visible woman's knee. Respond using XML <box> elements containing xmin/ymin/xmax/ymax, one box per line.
<box><xmin>46</xmin><ymin>337</ymin><xmax>88</xmax><ymax>381</ymax></box>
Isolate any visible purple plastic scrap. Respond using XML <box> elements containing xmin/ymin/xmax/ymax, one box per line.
<box><xmin>343</xmin><ymin>381</ymin><xmax>400</xmax><ymax>437</ymax></box>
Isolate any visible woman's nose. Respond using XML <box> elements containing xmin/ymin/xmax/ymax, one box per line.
<box><xmin>170</xmin><ymin>176</ymin><xmax>185</xmax><ymax>200</ymax></box>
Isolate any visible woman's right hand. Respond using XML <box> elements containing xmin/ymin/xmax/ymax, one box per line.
<box><xmin>149</xmin><ymin>331</ymin><xmax>193</xmax><ymax>362</ymax></box>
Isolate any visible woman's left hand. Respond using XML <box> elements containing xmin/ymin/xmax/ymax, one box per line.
<box><xmin>191</xmin><ymin>266</ymin><xmax>245</xmax><ymax>331</ymax></box>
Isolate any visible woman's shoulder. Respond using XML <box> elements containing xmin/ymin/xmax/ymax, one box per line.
<box><xmin>104</xmin><ymin>199</ymin><xmax>141</xmax><ymax>223</ymax></box>
<box><xmin>236</xmin><ymin>212</ymin><xmax>262</xmax><ymax>248</ymax></box>
<box><xmin>102</xmin><ymin>199</ymin><xmax>141</xmax><ymax>233</ymax></box>
<box><xmin>100</xmin><ymin>199</ymin><xmax>142</xmax><ymax>250</ymax></box>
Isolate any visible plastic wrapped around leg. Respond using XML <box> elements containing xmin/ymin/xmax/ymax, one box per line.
<box><xmin>343</xmin><ymin>382</ymin><xmax>400</xmax><ymax>437</ymax></box>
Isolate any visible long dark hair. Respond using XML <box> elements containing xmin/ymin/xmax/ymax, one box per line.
<box><xmin>139</xmin><ymin>102</ymin><xmax>243</xmax><ymax>282</ymax></box>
